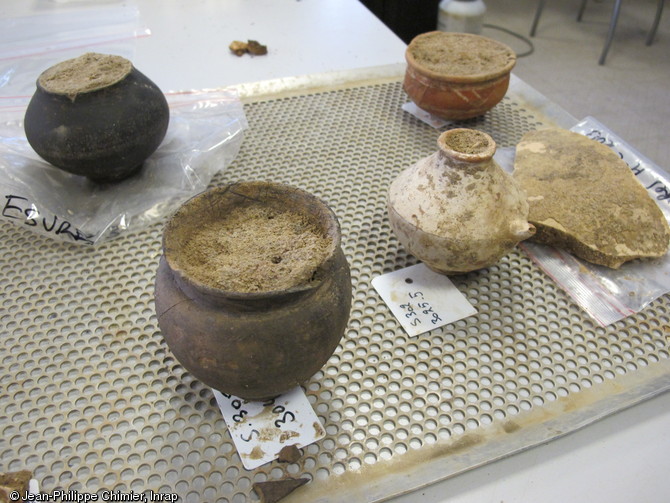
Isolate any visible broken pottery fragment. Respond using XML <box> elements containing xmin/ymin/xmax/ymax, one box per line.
<box><xmin>513</xmin><ymin>128</ymin><xmax>670</xmax><ymax>268</ymax></box>
<box><xmin>0</xmin><ymin>470</ymin><xmax>32</xmax><ymax>502</ymax></box>
<box><xmin>277</xmin><ymin>444</ymin><xmax>302</xmax><ymax>463</ymax></box>
<box><xmin>253</xmin><ymin>478</ymin><xmax>309</xmax><ymax>503</ymax></box>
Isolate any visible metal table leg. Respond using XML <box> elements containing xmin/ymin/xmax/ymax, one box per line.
<box><xmin>646</xmin><ymin>0</ymin><xmax>666</xmax><ymax>45</ymax></box>
<box><xmin>577</xmin><ymin>0</ymin><xmax>588</xmax><ymax>21</ymax></box>
<box><xmin>599</xmin><ymin>0</ymin><xmax>623</xmax><ymax>65</ymax></box>
<box><xmin>530</xmin><ymin>0</ymin><xmax>546</xmax><ymax>37</ymax></box>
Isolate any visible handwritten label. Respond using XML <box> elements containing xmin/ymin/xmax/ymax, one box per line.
<box><xmin>372</xmin><ymin>263</ymin><xmax>477</xmax><ymax>337</ymax></box>
<box><xmin>2</xmin><ymin>194</ymin><xmax>94</xmax><ymax>244</ymax></box>
<box><xmin>401</xmin><ymin>101</ymin><xmax>450</xmax><ymax>129</ymax></box>
<box><xmin>213</xmin><ymin>386</ymin><xmax>325</xmax><ymax>470</ymax></box>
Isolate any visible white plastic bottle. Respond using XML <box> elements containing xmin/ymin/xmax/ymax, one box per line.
<box><xmin>438</xmin><ymin>0</ymin><xmax>487</xmax><ymax>34</ymax></box>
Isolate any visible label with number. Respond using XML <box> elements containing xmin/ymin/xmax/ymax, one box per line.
<box><xmin>213</xmin><ymin>386</ymin><xmax>325</xmax><ymax>470</ymax></box>
<box><xmin>372</xmin><ymin>263</ymin><xmax>477</xmax><ymax>337</ymax></box>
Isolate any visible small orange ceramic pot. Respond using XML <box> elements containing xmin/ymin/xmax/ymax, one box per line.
<box><xmin>404</xmin><ymin>31</ymin><xmax>516</xmax><ymax>120</ymax></box>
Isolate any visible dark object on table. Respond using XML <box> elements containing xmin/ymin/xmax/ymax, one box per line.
<box><xmin>229</xmin><ymin>40</ymin><xmax>249</xmax><ymax>56</ymax></box>
<box><xmin>359</xmin><ymin>0</ymin><xmax>440</xmax><ymax>43</ymax></box>
<box><xmin>229</xmin><ymin>39</ymin><xmax>268</xmax><ymax>56</ymax></box>
<box><xmin>253</xmin><ymin>478</ymin><xmax>309</xmax><ymax>503</ymax></box>
<box><xmin>247</xmin><ymin>40</ymin><xmax>268</xmax><ymax>55</ymax></box>
<box><xmin>24</xmin><ymin>52</ymin><xmax>169</xmax><ymax>184</ymax></box>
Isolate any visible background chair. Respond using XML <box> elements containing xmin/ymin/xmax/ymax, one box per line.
<box><xmin>530</xmin><ymin>0</ymin><xmax>666</xmax><ymax>64</ymax></box>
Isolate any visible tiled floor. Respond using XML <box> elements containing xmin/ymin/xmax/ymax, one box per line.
<box><xmin>482</xmin><ymin>0</ymin><xmax>669</xmax><ymax>170</ymax></box>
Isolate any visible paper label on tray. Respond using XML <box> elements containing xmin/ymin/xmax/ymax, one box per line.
<box><xmin>213</xmin><ymin>386</ymin><xmax>325</xmax><ymax>470</ymax></box>
<box><xmin>372</xmin><ymin>263</ymin><xmax>477</xmax><ymax>337</ymax></box>
<box><xmin>401</xmin><ymin>101</ymin><xmax>450</xmax><ymax>129</ymax></box>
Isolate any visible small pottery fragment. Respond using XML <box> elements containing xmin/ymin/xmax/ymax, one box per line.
<box><xmin>154</xmin><ymin>181</ymin><xmax>352</xmax><ymax>400</ymax></box>
<box><xmin>404</xmin><ymin>31</ymin><xmax>516</xmax><ymax>120</ymax></box>
<box><xmin>514</xmin><ymin>128</ymin><xmax>670</xmax><ymax>268</ymax></box>
<box><xmin>253</xmin><ymin>478</ymin><xmax>309</xmax><ymax>503</ymax></box>
<box><xmin>24</xmin><ymin>52</ymin><xmax>169</xmax><ymax>183</ymax></box>
<box><xmin>277</xmin><ymin>444</ymin><xmax>302</xmax><ymax>463</ymax></box>
<box><xmin>0</xmin><ymin>470</ymin><xmax>32</xmax><ymax>502</ymax></box>
<box><xmin>388</xmin><ymin>128</ymin><xmax>535</xmax><ymax>274</ymax></box>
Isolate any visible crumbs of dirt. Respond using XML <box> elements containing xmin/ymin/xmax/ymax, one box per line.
<box><xmin>180</xmin><ymin>205</ymin><xmax>330</xmax><ymax>293</ymax></box>
<box><xmin>409</xmin><ymin>32</ymin><xmax>515</xmax><ymax>77</ymax></box>
<box><xmin>39</xmin><ymin>52</ymin><xmax>132</xmax><ymax>96</ymax></box>
<box><xmin>444</xmin><ymin>130</ymin><xmax>490</xmax><ymax>154</ymax></box>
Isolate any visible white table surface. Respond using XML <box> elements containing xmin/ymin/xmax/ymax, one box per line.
<box><xmin>0</xmin><ymin>0</ymin><xmax>408</xmax><ymax>93</ymax></box>
<box><xmin>2</xmin><ymin>1</ymin><xmax>669</xmax><ymax>502</ymax></box>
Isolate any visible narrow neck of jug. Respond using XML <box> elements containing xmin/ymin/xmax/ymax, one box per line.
<box><xmin>437</xmin><ymin>128</ymin><xmax>496</xmax><ymax>169</ymax></box>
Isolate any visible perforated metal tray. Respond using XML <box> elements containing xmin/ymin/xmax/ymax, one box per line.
<box><xmin>2</xmin><ymin>76</ymin><xmax>669</xmax><ymax>503</ymax></box>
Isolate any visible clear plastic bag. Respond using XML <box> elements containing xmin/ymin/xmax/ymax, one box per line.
<box><xmin>0</xmin><ymin>5</ymin><xmax>248</xmax><ymax>245</ymax></box>
<box><xmin>497</xmin><ymin>117</ymin><xmax>670</xmax><ymax>326</ymax></box>
<box><xmin>0</xmin><ymin>5</ymin><xmax>150</xmax><ymax>105</ymax></box>
<box><xmin>0</xmin><ymin>89</ymin><xmax>248</xmax><ymax>245</ymax></box>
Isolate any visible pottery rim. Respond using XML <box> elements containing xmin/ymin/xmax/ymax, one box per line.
<box><xmin>405</xmin><ymin>31</ymin><xmax>516</xmax><ymax>84</ymax></box>
<box><xmin>37</xmin><ymin>52</ymin><xmax>133</xmax><ymax>97</ymax></box>
<box><xmin>162</xmin><ymin>181</ymin><xmax>342</xmax><ymax>302</ymax></box>
<box><xmin>437</xmin><ymin>128</ymin><xmax>496</xmax><ymax>164</ymax></box>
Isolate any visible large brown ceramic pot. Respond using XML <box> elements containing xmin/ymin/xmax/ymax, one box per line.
<box><xmin>154</xmin><ymin>181</ymin><xmax>352</xmax><ymax>400</ymax></box>
<box><xmin>24</xmin><ymin>52</ymin><xmax>169</xmax><ymax>183</ymax></box>
<box><xmin>404</xmin><ymin>31</ymin><xmax>516</xmax><ymax>120</ymax></box>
